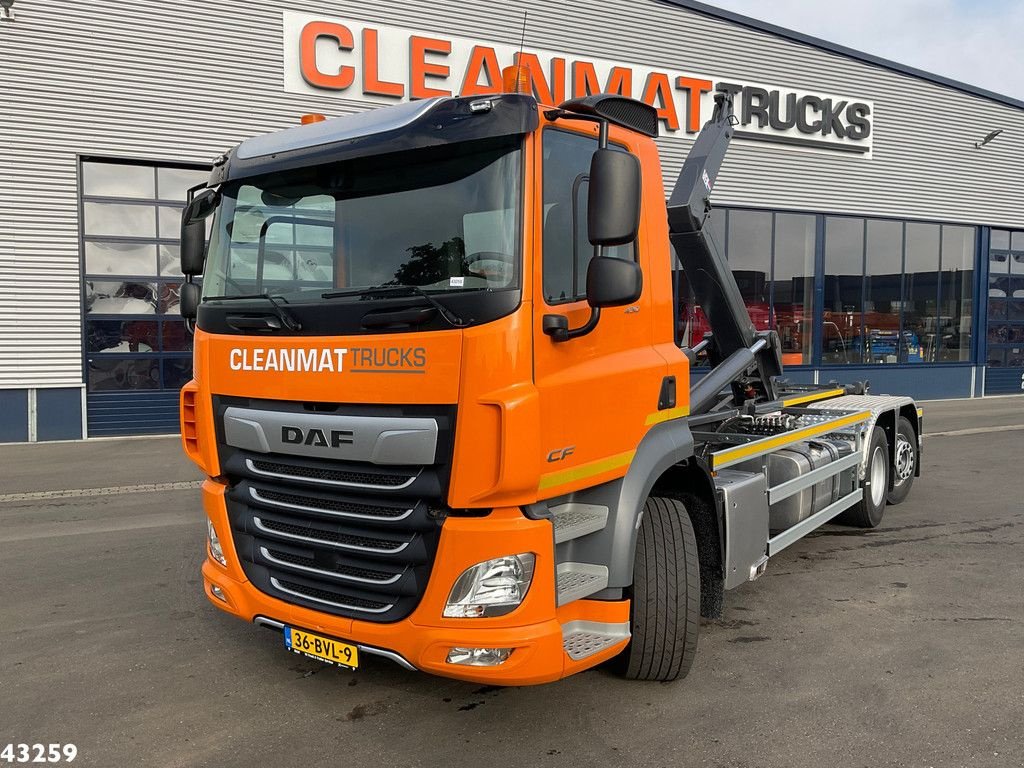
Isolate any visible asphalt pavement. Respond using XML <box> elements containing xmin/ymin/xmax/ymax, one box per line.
<box><xmin>1</xmin><ymin>396</ymin><xmax>1022</xmax><ymax>768</ymax></box>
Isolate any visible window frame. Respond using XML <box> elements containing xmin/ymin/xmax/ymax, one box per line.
<box><xmin>77</xmin><ymin>156</ymin><xmax>209</xmax><ymax>392</ymax></box>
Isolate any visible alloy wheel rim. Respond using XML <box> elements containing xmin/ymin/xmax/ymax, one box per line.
<box><xmin>894</xmin><ymin>436</ymin><xmax>915</xmax><ymax>485</ymax></box>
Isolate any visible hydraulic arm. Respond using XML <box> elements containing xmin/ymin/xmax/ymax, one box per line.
<box><xmin>667</xmin><ymin>93</ymin><xmax>784</xmax><ymax>412</ymax></box>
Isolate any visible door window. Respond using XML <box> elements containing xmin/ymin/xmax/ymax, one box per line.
<box><xmin>541</xmin><ymin>129</ymin><xmax>635</xmax><ymax>304</ymax></box>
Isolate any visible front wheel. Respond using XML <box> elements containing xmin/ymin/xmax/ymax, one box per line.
<box><xmin>837</xmin><ymin>426</ymin><xmax>888</xmax><ymax>528</ymax></box>
<box><xmin>886</xmin><ymin>416</ymin><xmax>917</xmax><ymax>505</ymax></box>
<box><xmin>616</xmin><ymin>496</ymin><xmax>700</xmax><ymax>682</ymax></box>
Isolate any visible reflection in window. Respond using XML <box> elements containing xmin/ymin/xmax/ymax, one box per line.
<box><xmin>158</xmin><ymin>205</ymin><xmax>184</xmax><ymax>240</ymax></box>
<box><xmin>939</xmin><ymin>227</ymin><xmax>974</xmax><ymax>362</ymax></box>
<box><xmin>88</xmin><ymin>358</ymin><xmax>161</xmax><ymax>390</ymax></box>
<box><xmin>158</xmin><ymin>244</ymin><xmax>181</xmax><ymax>276</ymax></box>
<box><xmin>162</xmin><ymin>358</ymin><xmax>193</xmax><ymax>390</ymax></box>
<box><xmin>823</xmin><ymin>217</ymin><xmax>864</xmax><ymax>365</ymax></box>
<box><xmin>864</xmin><ymin>219</ymin><xmax>905</xmax><ymax>364</ymax></box>
<box><xmin>85</xmin><ymin>281</ymin><xmax>159</xmax><ymax>314</ymax></box>
<box><xmin>772</xmin><ymin>214</ymin><xmax>815</xmax><ymax>365</ymax></box>
<box><xmin>676</xmin><ymin>209</ymin><xmax>816</xmax><ymax>366</ymax></box>
<box><xmin>87</xmin><ymin>320</ymin><xmax>158</xmax><ymax>353</ymax></box>
<box><xmin>84</xmin><ymin>202</ymin><xmax>156</xmax><ymax>238</ymax></box>
<box><xmin>687</xmin><ymin>208</ymin><xmax>977</xmax><ymax>368</ymax></box>
<box><xmin>84</xmin><ymin>242</ymin><xmax>157</xmax><ymax>276</ymax></box>
<box><xmin>81</xmin><ymin>159</ymin><xmax>207</xmax><ymax>397</ymax></box>
<box><xmin>727</xmin><ymin>210</ymin><xmax>772</xmax><ymax>332</ymax></box>
<box><xmin>157</xmin><ymin>167</ymin><xmax>209</xmax><ymax>201</ymax></box>
<box><xmin>82</xmin><ymin>163</ymin><xmax>155</xmax><ymax>199</ymax></box>
<box><xmin>160</xmin><ymin>282</ymin><xmax>182</xmax><ymax>315</ymax></box>
<box><xmin>985</xmin><ymin>229</ymin><xmax>1021</xmax><ymax>367</ymax></box>
<box><xmin>901</xmin><ymin>223</ymin><xmax>939</xmax><ymax>363</ymax></box>
<box><xmin>161</xmin><ymin>322</ymin><xmax>193</xmax><ymax>352</ymax></box>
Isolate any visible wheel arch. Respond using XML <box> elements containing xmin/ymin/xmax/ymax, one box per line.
<box><xmin>651</xmin><ymin>459</ymin><xmax>722</xmax><ymax>578</ymax></box>
<box><xmin>898</xmin><ymin>403</ymin><xmax>922</xmax><ymax>477</ymax></box>
<box><xmin>552</xmin><ymin>418</ymin><xmax>697</xmax><ymax>591</ymax></box>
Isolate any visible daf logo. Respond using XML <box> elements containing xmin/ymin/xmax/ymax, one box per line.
<box><xmin>281</xmin><ymin>425</ymin><xmax>354</xmax><ymax>448</ymax></box>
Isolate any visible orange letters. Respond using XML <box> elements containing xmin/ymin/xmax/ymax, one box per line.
<box><xmin>410</xmin><ymin>36</ymin><xmax>452</xmax><ymax>99</ymax></box>
<box><xmin>363</xmin><ymin>28</ymin><xmax>404</xmax><ymax>97</ymax></box>
<box><xmin>300</xmin><ymin>22</ymin><xmax>355</xmax><ymax>90</ymax></box>
<box><xmin>676</xmin><ymin>76</ymin><xmax>713</xmax><ymax>133</ymax></box>
<box><xmin>460</xmin><ymin>46</ymin><xmax>502</xmax><ymax>96</ymax></box>
<box><xmin>298</xmin><ymin>22</ymin><xmax>712</xmax><ymax>132</ymax></box>
<box><xmin>641</xmin><ymin>72</ymin><xmax>679</xmax><ymax>131</ymax></box>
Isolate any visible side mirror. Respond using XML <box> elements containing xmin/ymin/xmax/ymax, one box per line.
<box><xmin>587</xmin><ymin>149</ymin><xmax>641</xmax><ymax>246</ymax></box>
<box><xmin>586</xmin><ymin>256</ymin><xmax>642</xmax><ymax>308</ymax></box>
<box><xmin>179</xmin><ymin>281</ymin><xmax>201</xmax><ymax>320</ymax></box>
<box><xmin>180</xmin><ymin>188</ymin><xmax>218</xmax><ymax>276</ymax></box>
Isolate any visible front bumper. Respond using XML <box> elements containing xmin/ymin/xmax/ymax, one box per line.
<box><xmin>200</xmin><ymin>480</ymin><xmax>628</xmax><ymax>685</ymax></box>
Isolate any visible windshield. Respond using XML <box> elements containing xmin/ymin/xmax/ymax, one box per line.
<box><xmin>202</xmin><ymin>138</ymin><xmax>522</xmax><ymax>302</ymax></box>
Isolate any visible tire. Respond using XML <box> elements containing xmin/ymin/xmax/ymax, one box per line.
<box><xmin>617</xmin><ymin>496</ymin><xmax>700</xmax><ymax>682</ymax></box>
<box><xmin>886</xmin><ymin>416</ymin><xmax>917</xmax><ymax>505</ymax></box>
<box><xmin>837</xmin><ymin>426</ymin><xmax>888</xmax><ymax>528</ymax></box>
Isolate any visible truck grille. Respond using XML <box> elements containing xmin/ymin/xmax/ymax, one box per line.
<box><xmin>271</xmin><ymin>578</ymin><xmax>394</xmax><ymax>613</ymax></box>
<box><xmin>247</xmin><ymin>458</ymin><xmax>416</xmax><ymax>488</ymax></box>
<box><xmin>215</xmin><ymin>398</ymin><xmax>454</xmax><ymax>624</ymax></box>
<box><xmin>250</xmin><ymin>487</ymin><xmax>413</xmax><ymax>521</ymax></box>
<box><xmin>253</xmin><ymin>516</ymin><xmax>409</xmax><ymax>553</ymax></box>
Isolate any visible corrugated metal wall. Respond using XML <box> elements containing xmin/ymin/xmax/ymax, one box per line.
<box><xmin>2</xmin><ymin>0</ymin><xmax>1022</xmax><ymax>395</ymax></box>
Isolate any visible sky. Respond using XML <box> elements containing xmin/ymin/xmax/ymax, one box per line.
<box><xmin>705</xmin><ymin>0</ymin><xmax>1024</xmax><ymax>101</ymax></box>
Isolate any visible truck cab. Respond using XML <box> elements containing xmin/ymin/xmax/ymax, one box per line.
<box><xmin>179</xmin><ymin>88</ymin><xmax>921</xmax><ymax>685</ymax></box>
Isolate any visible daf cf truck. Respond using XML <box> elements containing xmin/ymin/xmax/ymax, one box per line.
<box><xmin>178</xmin><ymin>84</ymin><xmax>922</xmax><ymax>685</ymax></box>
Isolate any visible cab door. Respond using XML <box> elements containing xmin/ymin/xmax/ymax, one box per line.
<box><xmin>532</xmin><ymin>125</ymin><xmax>668</xmax><ymax>498</ymax></box>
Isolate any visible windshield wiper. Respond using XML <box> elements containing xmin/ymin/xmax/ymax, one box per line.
<box><xmin>321</xmin><ymin>285</ymin><xmax>473</xmax><ymax>328</ymax></box>
<box><xmin>203</xmin><ymin>293</ymin><xmax>302</xmax><ymax>331</ymax></box>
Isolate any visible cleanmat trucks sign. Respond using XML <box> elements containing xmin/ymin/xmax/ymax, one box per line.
<box><xmin>282</xmin><ymin>10</ymin><xmax>874</xmax><ymax>156</ymax></box>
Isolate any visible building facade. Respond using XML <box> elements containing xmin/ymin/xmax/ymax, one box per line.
<box><xmin>1</xmin><ymin>0</ymin><xmax>1022</xmax><ymax>442</ymax></box>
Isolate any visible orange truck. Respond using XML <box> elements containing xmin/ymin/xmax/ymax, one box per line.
<box><xmin>178</xmin><ymin>84</ymin><xmax>922</xmax><ymax>685</ymax></box>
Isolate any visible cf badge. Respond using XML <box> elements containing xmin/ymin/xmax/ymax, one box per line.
<box><xmin>546</xmin><ymin>445</ymin><xmax>576</xmax><ymax>463</ymax></box>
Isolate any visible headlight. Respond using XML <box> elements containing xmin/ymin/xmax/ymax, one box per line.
<box><xmin>207</xmin><ymin>518</ymin><xmax>227</xmax><ymax>566</ymax></box>
<box><xmin>443</xmin><ymin>553</ymin><xmax>536</xmax><ymax>618</ymax></box>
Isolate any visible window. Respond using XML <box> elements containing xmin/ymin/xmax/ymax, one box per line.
<box><xmin>901</xmin><ymin>223</ymin><xmax>940</xmax><ymax>363</ymax></box>
<box><xmin>986</xmin><ymin>229</ymin><xmax>1024</xmax><ymax>367</ymax></box>
<box><xmin>726</xmin><ymin>210</ymin><xmax>773</xmax><ymax>333</ymax></box>
<box><xmin>772</xmin><ymin>213</ymin><xmax>816</xmax><ymax>365</ymax></box>
<box><xmin>823</xmin><ymin>217</ymin><xmax>865</xmax><ymax>364</ymax></box>
<box><xmin>939</xmin><ymin>226</ymin><xmax>974</xmax><ymax>362</ymax></box>
<box><xmin>541</xmin><ymin>129</ymin><xmax>634</xmax><ymax>304</ymax></box>
<box><xmin>213</xmin><ymin>186</ymin><xmax>336</xmax><ymax>290</ymax></box>
<box><xmin>672</xmin><ymin>209</ymin><xmax>724</xmax><ymax>353</ymax></box>
<box><xmin>81</xmin><ymin>159</ymin><xmax>208</xmax><ymax>393</ymax></box>
<box><xmin>674</xmin><ymin>208</ymin><xmax>817</xmax><ymax>364</ymax></box>
<box><xmin>204</xmin><ymin>140</ymin><xmax>521</xmax><ymax>302</ymax></box>
<box><xmin>823</xmin><ymin>215</ymin><xmax>976</xmax><ymax>366</ymax></box>
<box><xmin>863</xmin><ymin>219</ymin><xmax>904</xmax><ymax>364</ymax></box>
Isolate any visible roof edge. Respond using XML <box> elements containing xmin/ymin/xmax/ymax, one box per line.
<box><xmin>659</xmin><ymin>0</ymin><xmax>1024</xmax><ymax>112</ymax></box>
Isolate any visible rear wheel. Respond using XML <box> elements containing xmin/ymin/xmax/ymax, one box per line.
<box><xmin>837</xmin><ymin>426</ymin><xmax>888</xmax><ymax>528</ymax></box>
<box><xmin>886</xmin><ymin>416</ymin><xmax>917</xmax><ymax>505</ymax></box>
<box><xmin>617</xmin><ymin>496</ymin><xmax>700</xmax><ymax>682</ymax></box>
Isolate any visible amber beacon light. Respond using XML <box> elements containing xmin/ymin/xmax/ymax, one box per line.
<box><xmin>501</xmin><ymin>65</ymin><xmax>530</xmax><ymax>94</ymax></box>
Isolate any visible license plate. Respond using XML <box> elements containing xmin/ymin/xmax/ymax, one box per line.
<box><xmin>284</xmin><ymin>626</ymin><xmax>359</xmax><ymax>669</ymax></box>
